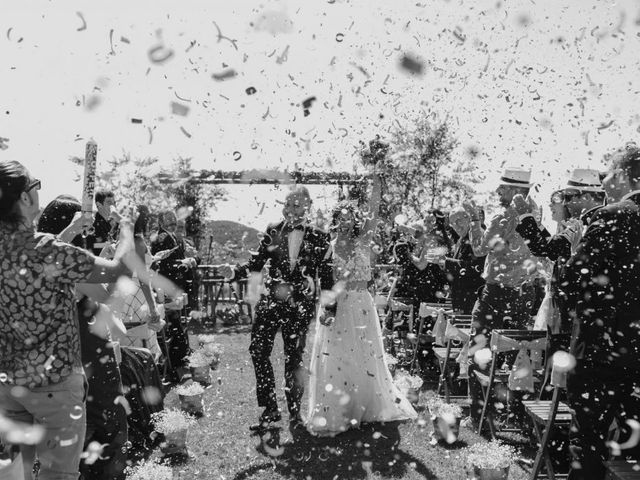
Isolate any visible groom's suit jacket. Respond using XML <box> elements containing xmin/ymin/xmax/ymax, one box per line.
<box><xmin>560</xmin><ymin>192</ymin><xmax>640</xmax><ymax>370</ymax></box>
<box><xmin>234</xmin><ymin>221</ymin><xmax>334</xmax><ymax>305</ymax></box>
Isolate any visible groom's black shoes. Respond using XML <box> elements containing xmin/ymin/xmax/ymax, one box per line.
<box><xmin>249</xmin><ymin>409</ymin><xmax>282</xmax><ymax>432</ymax></box>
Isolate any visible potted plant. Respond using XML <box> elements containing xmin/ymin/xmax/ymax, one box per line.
<box><xmin>175</xmin><ymin>382</ymin><xmax>206</xmax><ymax>417</ymax></box>
<box><xmin>393</xmin><ymin>369</ymin><xmax>424</xmax><ymax>405</ymax></box>
<box><xmin>186</xmin><ymin>349</ymin><xmax>212</xmax><ymax>385</ymax></box>
<box><xmin>201</xmin><ymin>342</ymin><xmax>223</xmax><ymax>370</ymax></box>
<box><xmin>426</xmin><ymin>397</ymin><xmax>463</xmax><ymax>444</ymax></box>
<box><xmin>152</xmin><ymin>409</ymin><xmax>196</xmax><ymax>458</ymax></box>
<box><xmin>465</xmin><ymin>441</ymin><xmax>516</xmax><ymax>480</ymax></box>
<box><xmin>384</xmin><ymin>353</ymin><xmax>399</xmax><ymax>377</ymax></box>
<box><xmin>125</xmin><ymin>459</ymin><xmax>173</xmax><ymax>480</ymax></box>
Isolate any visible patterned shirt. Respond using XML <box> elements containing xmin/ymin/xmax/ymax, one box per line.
<box><xmin>468</xmin><ymin>208</ymin><xmax>536</xmax><ymax>289</ymax></box>
<box><xmin>0</xmin><ymin>222</ymin><xmax>95</xmax><ymax>389</ymax></box>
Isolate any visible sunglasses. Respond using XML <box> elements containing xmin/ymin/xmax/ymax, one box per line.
<box><xmin>562</xmin><ymin>190</ymin><xmax>582</xmax><ymax>203</ymax></box>
<box><xmin>25</xmin><ymin>179</ymin><xmax>41</xmax><ymax>193</ymax></box>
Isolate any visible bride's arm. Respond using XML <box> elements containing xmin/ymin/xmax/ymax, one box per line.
<box><xmin>360</xmin><ymin>173</ymin><xmax>382</xmax><ymax>241</ymax></box>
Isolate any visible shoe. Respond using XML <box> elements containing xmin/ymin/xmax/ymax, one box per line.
<box><xmin>249</xmin><ymin>409</ymin><xmax>282</xmax><ymax>431</ymax></box>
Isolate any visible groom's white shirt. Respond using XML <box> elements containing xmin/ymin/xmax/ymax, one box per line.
<box><xmin>288</xmin><ymin>229</ymin><xmax>304</xmax><ymax>271</ymax></box>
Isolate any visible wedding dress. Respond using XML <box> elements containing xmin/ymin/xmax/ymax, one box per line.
<box><xmin>305</xmin><ymin>239</ymin><xmax>417</xmax><ymax>436</ymax></box>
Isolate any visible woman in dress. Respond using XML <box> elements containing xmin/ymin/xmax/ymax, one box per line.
<box><xmin>306</xmin><ymin>174</ymin><xmax>417</xmax><ymax>436</ymax></box>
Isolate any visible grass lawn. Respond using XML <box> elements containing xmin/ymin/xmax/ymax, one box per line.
<box><xmin>156</xmin><ymin>323</ymin><xmax>535</xmax><ymax>480</ymax></box>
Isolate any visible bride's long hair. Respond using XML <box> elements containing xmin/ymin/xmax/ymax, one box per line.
<box><xmin>329</xmin><ymin>200</ymin><xmax>362</xmax><ymax>239</ymax></box>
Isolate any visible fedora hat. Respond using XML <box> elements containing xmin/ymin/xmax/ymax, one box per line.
<box><xmin>499</xmin><ymin>168</ymin><xmax>532</xmax><ymax>187</ymax></box>
<box><xmin>563</xmin><ymin>168</ymin><xmax>603</xmax><ymax>193</ymax></box>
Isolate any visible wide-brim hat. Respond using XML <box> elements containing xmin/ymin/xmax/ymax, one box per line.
<box><xmin>563</xmin><ymin>168</ymin><xmax>603</xmax><ymax>193</ymax></box>
<box><xmin>499</xmin><ymin>168</ymin><xmax>532</xmax><ymax>188</ymax></box>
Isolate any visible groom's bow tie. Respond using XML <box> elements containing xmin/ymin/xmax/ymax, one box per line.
<box><xmin>281</xmin><ymin>223</ymin><xmax>305</xmax><ymax>234</ymax></box>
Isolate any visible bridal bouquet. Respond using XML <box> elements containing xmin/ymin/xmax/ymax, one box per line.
<box><xmin>152</xmin><ymin>409</ymin><xmax>196</xmax><ymax>435</ymax></box>
<box><xmin>125</xmin><ymin>459</ymin><xmax>173</xmax><ymax>480</ymax></box>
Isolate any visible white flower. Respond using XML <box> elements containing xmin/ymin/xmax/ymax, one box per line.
<box><xmin>175</xmin><ymin>382</ymin><xmax>205</xmax><ymax>396</ymax></box>
<box><xmin>151</xmin><ymin>409</ymin><xmax>196</xmax><ymax>434</ymax></box>
<box><xmin>466</xmin><ymin>440</ymin><xmax>516</xmax><ymax>469</ymax></box>
<box><xmin>125</xmin><ymin>460</ymin><xmax>173</xmax><ymax>480</ymax></box>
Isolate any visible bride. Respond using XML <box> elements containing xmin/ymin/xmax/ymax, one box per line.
<box><xmin>305</xmin><ymin>173</ymin><xmax>417</xmax><ymax>436</ymax></box>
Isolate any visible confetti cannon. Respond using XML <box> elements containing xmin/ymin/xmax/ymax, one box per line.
<box><xmin>81</xmin><ymin>139</ymin><xmax>97</xmax><ymax>237</ymax></box>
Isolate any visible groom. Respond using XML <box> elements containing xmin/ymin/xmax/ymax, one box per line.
<box><xmin>222</xmin><ymin>186</ymin><xmax>334</xmax><ymax>430</ymax></box>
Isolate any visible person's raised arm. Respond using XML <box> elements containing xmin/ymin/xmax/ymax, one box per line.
<box><xmin>361</xmin><ymin>174</ymin><xmax>382</xmax><ymax>241</ymax></box>
<box><xmin>84</xmin><ymin>218</ymin><xmax>135</xmax><ymax>284</ymax></box>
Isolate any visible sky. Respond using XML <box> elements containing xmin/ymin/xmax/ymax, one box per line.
<box><xmin>2</xmin><ymin>0</ymin><xmax>640</xmax><ymax>229</ymax></box>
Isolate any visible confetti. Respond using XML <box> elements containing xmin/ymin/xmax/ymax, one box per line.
<box><xmin>76</xmin><ymin>12</ymin><xmax>87</xmax><ymax>32</ymax></box>
<box><xmin>335</xmin><ymin>33</ymin><xmax>345</xmax><ymax>42</ymax></box>
<box><xmin>399</xmin><ymin>54</ymin><xmax>423</xmax><ymax>75</ymax></box>
<box><xmin>211</xmin><ymin>69</ymin><xmax>237</xmax><ymax>81</ymax></box>
<box><xmin>179</xmin><ymin>126</ymin><xmax>192</xmax><ymax>138</ymax></box>
<box><xmin>233</xmin><ymin>151</ymin><xmax>242</xmax><ymax>161</ymax></box>
<box><xmin>148</xmin><ymin>44</ymin><xmax>174</xmax><ymax>64</ymax></box>
<box><xmin>131</xmin><ymin>118</ymin><xmax>142</xmax><ymax>124</ymax></box>
<box><xmin>245</xmin><ymin>86</ymin><xmax>257</xmax><ymax>95</ymax></box>
<box><xmin>0</xmin><ymin>137</ymin><xmax>9</xmax><ymax>150</ymax></box>
<box><xmin>171</xmin><ymin>102</ymin><xmax>190</xmax><ymax>116</ymax></box>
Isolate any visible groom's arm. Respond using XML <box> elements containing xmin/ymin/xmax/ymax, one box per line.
<box><xmin>232</xmin><ymin>224</ymin><xmax>278</xmax><ymax>280</ymax></box>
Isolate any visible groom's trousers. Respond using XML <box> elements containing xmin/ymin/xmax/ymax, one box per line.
<box><xmin>249</xmin><ymin>296</ymin><xmax>316</xmax><ymax>416</ymax></box>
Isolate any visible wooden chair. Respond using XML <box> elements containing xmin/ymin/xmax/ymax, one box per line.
<box><xmin>604</xmin><ymin>460</ymin><xmax>640</xmax><ymax>480</ymax></box>
<box><xmin>433</xmin><ymin>313</ymin><xmax>473</xmax><ymax>403</ymax></box>
<box><xmin>477</xmin><ymin>329</ymin><xmax>548</xmax><ymax>437</ymax></box>
<box><xmin>522</xmin><ymin>362</ymin><xmax>572</xmax><ymax>479</ymax></box>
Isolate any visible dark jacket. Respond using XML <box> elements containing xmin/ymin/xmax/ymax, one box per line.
<box><xmin>87</xmin><ymin>213</ymin><xmax>115</xmax><ymax>256</ymax></box>
<box><xmin>444</xmin><ymin>234</ymin><xmax>485</xmax><ymax>314</ymax></box>
<box><xmin>234</xmin><ymin>221</ymin><xmax>333</xmax><ymax>305</ymax></box>
<box><xmin>561</xmin><ymin>194</ymin><xmax>640</xmax><ymax>370</ymax></box>
<box><xmin>150</xmin><ymin>228</ymin><xmax>189</xmax><ymax>289</ymax></box>
<box><xmin>394</xmin><ymin>239</ymin><xmax>449</xmax><ymax>304</ymax></box>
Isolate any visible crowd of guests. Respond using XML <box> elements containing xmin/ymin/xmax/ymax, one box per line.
<box><xmin>0</xmin><ymin>163</ymin><xmax>200</xmax><ymax>479</ymax></box>
<box><xmin>1</xmin><ymin>142</ymin><xmax>639</xmax><ymax>479</ymax></box>
<box><xmin>379</xmin><ymin>151</ymin><xmax>639</xmax><ymax>479</ymax></box>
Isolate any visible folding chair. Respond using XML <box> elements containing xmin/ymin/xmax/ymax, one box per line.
<box><xmin>604</xmin><ymin>460</ymin><xmax>640</xmax><ymax>480</ymax></box>
<box><xmin>523</xmin><ymin>362</ymin><xmax>572</xmax><ymax>479</ymax></box>
<box><xmin>476</xmin><ymin>329</ymin><xmax>547</xmax><ymax>437</ymax></box>
<box><xmin>432</xmin><ymin>313</ymin><xmax>473</xmax><ymax>403</ymax></box>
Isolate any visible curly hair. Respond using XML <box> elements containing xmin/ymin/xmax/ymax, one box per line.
<box><xmin>330</xmin><ymin>200</ymin><xmax>362</xmax><ymax>238</ymax></box>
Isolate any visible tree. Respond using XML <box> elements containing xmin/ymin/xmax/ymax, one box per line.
<box><xmin>362</xmin><ymin>113</ymin><xmax>484</xmax><ymax>222</ymax></box>
<box><xmin>91</xmin><ymin>154</ymin><xmax>226</xmax><ymax>247</ymax></box>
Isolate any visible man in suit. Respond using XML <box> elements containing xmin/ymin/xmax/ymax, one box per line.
<box><xmin>512</xmin><ymin>169</ymin><xmax>605</xmax><ymax>333</ymax></box>
<box><xmin>222</xmin><ymin>186</ymin><xmax>333</xmax><ymax>431</ymax></box>
<box><xmin>87</xmin><ymin>189</ymin><xmax>117</xmax><ymax>256</ymax></box>
<box><xmin>561</xmin><ymin>146</ymin><xmax>640</xmax><ymax>479</ymax></box>
<box><xmin>441</xmin><ymin>207</ymin><xmax>486</xmax><ymax>314</ymax></box>
<box><xmin>150</xmin><ymin>210</ymin><xmax>196</xmax><ymax>382</ymax></box>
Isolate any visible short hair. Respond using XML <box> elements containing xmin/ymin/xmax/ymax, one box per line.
<box><xmin>94</xmin><ymin>189</ymin><xmax>114</xmax><ymax>205</ymax></box>
<box><xmin>0</xmin><ymin>160</ymin><xmax>30</xmax><ymax>225</ymax></box>
<box><xmin>159</xmin><ymin>210</ymin><xmax>176</xmax><ymax>226</ymax></box>
<box><xmin>285</xmin><ymin>186</ymin><xmax>312</xmax><ymax>204</ymax></box>
<box><xmin>610</xmin><ymin>144</ymin><xmax>640</xmax><ymax>187</ymax></box>
<box><xmin>38</xmin><ymin>195</ymin><xmax>83</xmax><ymax>247</ymax></box>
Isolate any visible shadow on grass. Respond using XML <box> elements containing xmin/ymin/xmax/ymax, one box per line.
<box><xmin>233</xmin><ymin>421</ymin><xmax>436</xmax><ymax>480</ymax></box>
